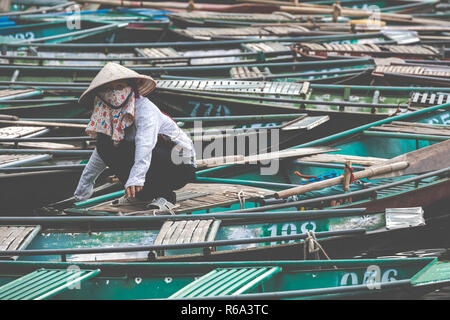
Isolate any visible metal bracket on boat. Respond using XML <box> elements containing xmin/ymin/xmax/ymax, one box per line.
<box><xmin>203</xmin><ymin>246</ymin><xmax>213</xmax><ymax>255</ymax></box>
<box><xmin>147</xmin><ymin>250</ymin><xmax>159</xmax><ymax>262</ymax></box>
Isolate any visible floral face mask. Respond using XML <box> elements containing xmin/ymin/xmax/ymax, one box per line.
<box><xmin>85</xmin><ymin>85</ymin><xmax>136</xmax><ymax>145</ymax></box>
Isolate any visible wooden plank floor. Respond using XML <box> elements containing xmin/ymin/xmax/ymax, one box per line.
<box><xmin>88</xmin><ymin>183</ymin><xmax>272</xmax><ymax>215</ymax></box>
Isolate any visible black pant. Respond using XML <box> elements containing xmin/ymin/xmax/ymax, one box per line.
<box><xmin>96</xmin><ymin>134</ymin><xmax>196</xmax><ymax>203</ymax></box>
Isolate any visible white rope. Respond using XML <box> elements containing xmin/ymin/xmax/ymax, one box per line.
<box><xmin>237</xmin><ymin>190</ymin><xmax>247</xmax><ymax>209</ymax></box>
<box><xmin>303</xmin><ymin>231</ymin><xmax>337</xmax><ymax>269</ymax></box>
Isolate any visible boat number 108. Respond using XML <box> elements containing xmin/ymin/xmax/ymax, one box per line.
<box><xmin>267</xmin><ymin>222</ymin><xmax>317</xmax><ymax>244</ymax></box>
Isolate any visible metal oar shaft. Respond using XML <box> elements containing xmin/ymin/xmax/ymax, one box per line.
<box><xmin>0</xmin><ymin>228</ymin><xmax>366</xmax><ymax>258</ymax></box>
<box><xmin>0</xmin><ymin>137</ymin><xmax>92</xmax><ymax>142</ymax></box>
<box><xmin>0</xmin><ymin>164</ymin><xmax>86</xmax><ymax>173</ymax></box>
<box><xmin>0</xmin><ymin>149</ymin><xmax>92</xmax><ymax>156</ymax></box>
<box><xmin>0</xmin><ymin>208</ymin><xmax>367</xmax><ymax>225</ymax></box>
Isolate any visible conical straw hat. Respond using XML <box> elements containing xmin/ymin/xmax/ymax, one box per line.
<box><xmin>79</xmin><ymin>62</ymin><xmax>157</xmax><ymax>106</ymax></box>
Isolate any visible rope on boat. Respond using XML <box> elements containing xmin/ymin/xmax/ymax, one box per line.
<box><xmin>303</xmin><ymin>230</ymin><xmax>337</xmax><ymax>269</ymax></box>
<box><xmin>238</xmin><ymin>190</ymin><xmax>247</xmax><ymax>209</ymax></box>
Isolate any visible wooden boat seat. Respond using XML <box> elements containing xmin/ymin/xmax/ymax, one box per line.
<box><xmin>410</xmin><ymin>92</ymin><xmax>450</xmax><ymax>107</ymax></box>
<box><xmin>0</xmin><ymin>225</ymin><xmax>41</xmax><ymax>260</ymax></box>
<box><xmin>157</xmin><ymin>79</ymin><xmax>311</xmax><ymax>97</ymax></box>
<box><xmin>0</xmin><ymin>125</ymin><xmax>47</xmax><ymax>138</ymax></box>
<box><xmin>87</xmin><ymin>183</ymin><xmax>272</xmax><ymax>215</ymax></box>
<box><xmin>0</xmin><ymin>154</ymin><xmax>51</xmax><ymax>168</ymax></box>
<box><xmin>0</xmin><ymin>125</ymin><xmax>76</xmax><ymax>149</ymax></box>
<box><xmin>138</xmin><ymin>47</ymin><xmax>180</xmax><ymax>59</ymax></box>
<box><xmin>230</xmin><ymin>66</ymin><xmax>268</xmax><ymax>79</ymax></box>
<box><xmin>366</xmin><ymin>121</ymin><xmax>450</xmax><ymax>137</ymax></box>
<box><xmin>297</xmin><ymin>43</ymin><xmax>439</xmax><ymax>57</ymax></box>
<box><xmin>242</xmin><ymin>42</ymin><xmax>291</xmax><ymax>53</ymax></box>
<box><xmin>155</xmin><ymin>219</ymin><xmax>221</xmax><ymax>245</ymax></box>
<box><xmin>373</xmin><ymin>65</ymin><xmax>450</xmax><ymax>78</ymax></box>
<box><xmin>0</xmin><ymin>268</ymin><xmax>100</xmax><ymax>300</ymax></box>
<box><xmin>169</xmin><ymin>266</ymin><xmax>281</xmax><ymax>298</ymax></box>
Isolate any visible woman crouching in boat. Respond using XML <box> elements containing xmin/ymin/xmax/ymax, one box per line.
<box><xmin>74</xmin><ymin>62</ymin><xmax>196</xmax><ymax>212</ymax></box>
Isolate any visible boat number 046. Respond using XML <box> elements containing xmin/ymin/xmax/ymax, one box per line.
<box><xmin>340</xmin><ymin>268</ymin><xmax>398</xmax><ymax>287</ymax></box>
<box><xmin>267</xmin><ymin>222</ymin><xmax>317</xmax><ymax>244</ymax></box>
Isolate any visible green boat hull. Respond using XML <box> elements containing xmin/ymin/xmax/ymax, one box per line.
<box><xmin>0</xmin><ymin>258</ymin><xmax>448</xmax><ymax>299</ymax></box>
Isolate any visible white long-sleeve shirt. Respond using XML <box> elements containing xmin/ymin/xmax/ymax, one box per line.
<box><xmin>74</xmin><ymin>96</ymin><xmax>196</xmax><ymax>201</ymax></box>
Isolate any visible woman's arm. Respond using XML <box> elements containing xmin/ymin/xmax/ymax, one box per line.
<box><xmin>125</xmin><ymin>100</ymin><xmax>160</xmax><ymax>190</ymax></box>
<box><xmin>74</xmin><ymin>148</ymin><xmax>108</xmax><ymax>201</ymax></box>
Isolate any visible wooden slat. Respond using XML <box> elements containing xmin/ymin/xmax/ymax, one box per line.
<box><xmin>90</xmin><ymin>184</ymin><xmax>272</xmax><ymax>215</ymax></box>
<box><xmin>176</xmin><ymin>220</ymin><xmax>200</xmax><ymax>244</ymax></box>
<box><xmin>6</xmin><ymin>227</ymin><xmax>34</xmax><ymax>251</ymax></box>
<box><xmin>0</xmin><ymin>227</ymin><xmax>24</xmax><ymax>251</ymax></box>
<box><xmin>164</xmin><ymin>220</ymin><xmax>188</xmax><ymax>245</ymax></box>
<box><xmin>191</xmin><ymin>219</ymin><xmax>213</xmax><ymax>244</ymax></box>
<box><xmin>0</xmin><ymin>126</ymin><xmax>46</xmax><ymax>138</ymax></box>
<box><xmin>154</xmin><ymin>221</ymin><xmax>174</xmax><ymax>245</ymax></box>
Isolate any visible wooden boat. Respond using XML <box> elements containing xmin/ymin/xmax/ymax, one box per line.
<box><xmin>0</xmin><ymin>79</ymin><xmax>430</xmax><ymax>120</ymax></box>
<box><xmin>0</xmin><ymin>57</ymin><xmax>376</xmax><ymax>83</ymax></box>
<box><xmin>0</xmin><ymin>1</ymin><xmax>76</xmax><ymax>19</ymax></box>
<box><xmin>293</xmin><ymin>43</ymin><xmax>444</xmax><ymax>61</ymax></box>
<box><xmin>190</xmin><ymin>102</ymin><xmax>450</xmax><ymax>216</ymax></box>
<box><xmin>0</xmin><ymin>19</ymin><xmax>128</xmax><ymax>44</ymax></box>
<box><xmin>0</xmin><ymin>205</ymin><xmax>443</xmax><ymax>263</ymax></box>
<box><xmin>372</xmin><ymin>60</ymin><xmax>450</xmax><ymax>87</ymax></box>
<box><xmin>11</xmin><ymin>8</ymin><xmax>170</xmax><ymax>24</ymax></box>
<box><xmin>54</xmin><ymin>103</ymin><xmax>450</xmax><ymax>221</ymax></box>
<box><xmin>0</xmin><ymin>257</ymin><xmax>449</xmax><ymax>299</ymax></box>
<box><xmin>10</xmin><ymin>8</ymin><xmax>174</xmax><ymax>43</ymax></box>
<box><xmin>0</xmin><ymin>111</ymin><xmax>333</xmax><ymax>214</ymax></box>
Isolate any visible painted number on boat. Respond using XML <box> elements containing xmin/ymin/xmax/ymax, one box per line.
<box><xmin>189</xmin><ymin>101</ymin><xmax>231</xmax><ymax>117</ymax></box>
<box><xmin>427</xmin><ymin>112</ymin><xmax>450</xmax><ymax>125</ymax></box>
<box><xmin>340</xmin><ymin>268</ymin><xmax>398</xmax><ymax>287</ymax></box>
<box><xmin>266</xmin><ymin>222</ymin><xmax>317</xmax><ymax>245</ymax></box>
<box><xmin>9</xmin><ymin>32</ymin><xmax>35</xmax><ymax>41</ymax></box>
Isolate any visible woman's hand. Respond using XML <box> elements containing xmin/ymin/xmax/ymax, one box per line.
<box><xmin>125</xmin><ymin>186</ymin><xmax>143</xmax><ymax>198</ymax></box>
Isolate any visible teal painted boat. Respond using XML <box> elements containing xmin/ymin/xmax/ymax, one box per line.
<box><xmin>0</xmin><ymin>112</ymin><xmax>332</xmax><ymax>214</ymax></box>
<box><xmin>0</xmin><ymin>257</ymin><xmax>449</xmax><ymax>299</ymax></box>
<box><xmin>191</xmin><ymin>102</ymin><xmax>450</xmax><ymax>215</ymax></box>
<box><xmin>39</xmin><ymin>102</ymin><xmax>449</xmax><ymax>219</ymax></box>
<box><xmin>2</xmin><ymin>81</ymin><xmax>448</xmax><ymax>121</ymax></box>
<box><xmin>0</xmin><ymin>57</ymin><xmax>376</xmax><ymax>83</ymax></box>
<box><xmin>0</xmin><ymin>19</ymin><xmax>127</xmax><ymax>44</ymax></box>
<box><xmin>0</xmin><ymin>205</ymin><xmax>442</xmax><ymax>263</ymax></box>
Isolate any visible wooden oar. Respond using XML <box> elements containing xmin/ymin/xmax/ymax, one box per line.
<box><xmin>275</xmin><ymin>161</ymin><xmax>408</xmax><ymax>199</ymax></box>
<box><xmin>275</xmin><ymin>139</ymin><xmax>450</xmax><ymax>199</ymax></box>
<box><xmin>196</xmin><ymin>147</ymin><xmax>339</xmax><ymax>168</ymax></box>
<box><xmin>369</xmin><ymin>139</ymin><xmax>450</xmax><ymax>179</ymax></box>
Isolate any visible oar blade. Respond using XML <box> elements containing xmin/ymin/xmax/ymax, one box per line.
<box><xmin>372</xmin><ymin>139</ymin><xmax>450</xmax><ymax>179</ymax></box>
